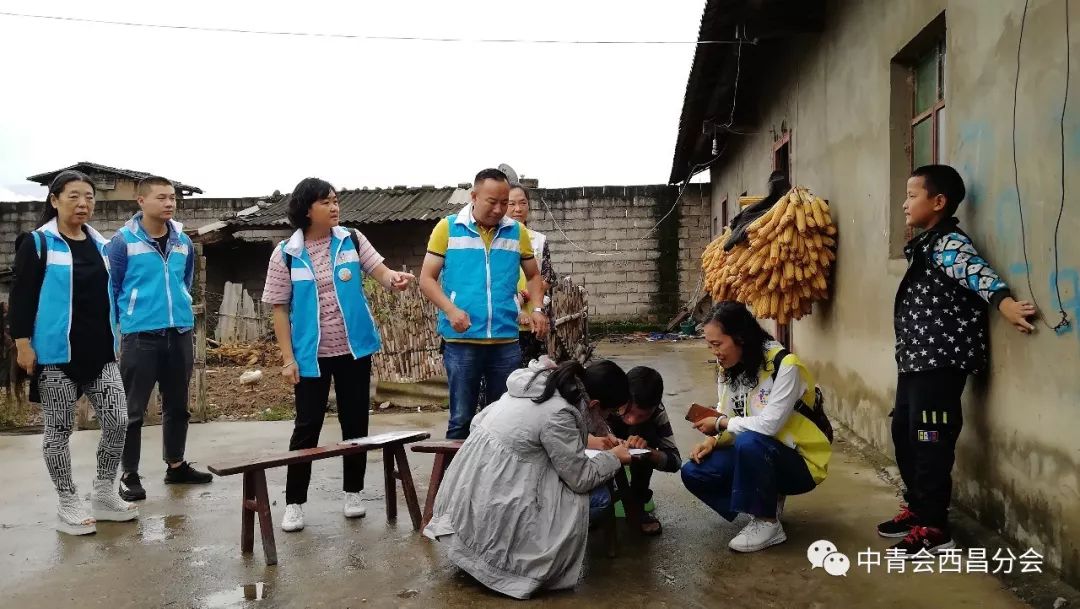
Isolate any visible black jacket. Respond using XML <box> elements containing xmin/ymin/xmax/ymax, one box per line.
<box><xmin>894</xmin><ymin>217</ymin><xmax>1011</xmax><ymax>375</ymax></box>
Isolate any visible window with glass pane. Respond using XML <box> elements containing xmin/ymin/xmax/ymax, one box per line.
<box><xmin>907</xmin><ymin>39</ymin><xmax>946</xmax><ymax>240</ymax></box>
<box><xmin>910</xmin><ymin>40</ymin><xmax>945</xmax><ymax>170</ymax></box>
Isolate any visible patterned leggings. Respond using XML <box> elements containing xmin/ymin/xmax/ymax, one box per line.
<box><xmin>39</xmin><ymin>363</ymin><xmax>128</xmax><ymax>495</ymax></box>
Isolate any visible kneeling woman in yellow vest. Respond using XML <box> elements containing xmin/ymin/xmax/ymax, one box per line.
<box><xmin>681</xmin><ymin>301</ymin><xmax>831</xmax><ymax>553</ymax></box>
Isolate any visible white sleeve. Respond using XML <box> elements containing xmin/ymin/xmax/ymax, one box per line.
<box><xmin>726</xmin><ymin>363</ymin><xmax>805</xmax><ymax>437</ymax></box>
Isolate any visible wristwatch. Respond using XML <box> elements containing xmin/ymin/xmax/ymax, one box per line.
<box><xmin>532</xmin><ymin>307</ymin><xmax>544</xmax><ymax>314</ymax></box>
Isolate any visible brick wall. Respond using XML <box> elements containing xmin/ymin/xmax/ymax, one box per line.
<box><xmin>189</xmin><ymin>185</ymin><xmax>711</xmax><ymax>325</ymax></box>
<box><xmin>526</xmin><ymin>184</ymin><xmax>710</xmax><ymax>322</ymax></box>
<box><xmin>0</xmin><ymin>197</ymin><xmax>263</xmax><ymax>276</ymax></box>
<box><xmin>362</xmin><ymin>220</ymin><xmax>438</xmax><ymax>275</ymax></box>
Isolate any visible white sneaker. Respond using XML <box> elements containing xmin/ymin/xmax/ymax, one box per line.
<box><xmin>92</xmin><ymin>479</ymin><xmax>138</xmax><ymax>522</ymax></box>
<box><xmin>57</xmin><ymin>492</ymin><xmax>96</xmax><ymax>535</ymax></box>
<box><xmin>728</xmin><ymin>518</ymin><xmax>787</xmax><ymax>552</ymax></box>
<box><xmin>281</xmin><ymin>504</ymin><xmax>305</xmax><ymax>532</ymax></box>
<box><xmin>344</xmin><ymin>492</ymin><xmax>367</xmax><ymax>518</ymax></box>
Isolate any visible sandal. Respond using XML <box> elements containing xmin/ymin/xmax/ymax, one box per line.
<box><xmin>639</xmin><ymin>513</ymin><xmax>663</xmax><ymax>536</ymax></box>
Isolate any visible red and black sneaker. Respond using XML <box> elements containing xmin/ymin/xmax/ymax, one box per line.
<box><xmin>889</xmin><ymin>526</ymin><xmax>956</xmax><ymax>558</ymax></box>
<box><xmin>877</xmin><ymin>505</ymin><xmax>919</xmax><ymax>538</ymax></box>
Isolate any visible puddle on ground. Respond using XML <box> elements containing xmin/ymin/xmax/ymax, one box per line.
<box><xmin>140</xmin><ymin>514</ymin><xmax>187</xmax><ymax>542</ymax></box>
<box><xmin>203</xmin><ymin>582</ymin><xmax>269</xmax><ymax>607</ymax></box>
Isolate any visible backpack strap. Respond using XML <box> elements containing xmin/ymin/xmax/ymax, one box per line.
<box><xmin>349</xmin><ymin>229</ymin><xmax>361</xmax><ymax>257</ymax></box>
<box><xmin>770</xmin><ymin>347</ymin><xmax>834</xmax><ymax>443</ymax></box>
<box><xmin>33</xmin><ymin>231</ymin><xmax>47</xmax><ymax>278</ymax></box>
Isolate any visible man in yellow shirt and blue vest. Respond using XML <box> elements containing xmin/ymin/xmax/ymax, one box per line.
<box><xmin>420</xmin><ymin>168</ymin><xmax>549</xmax><ymax>439</ymax></box>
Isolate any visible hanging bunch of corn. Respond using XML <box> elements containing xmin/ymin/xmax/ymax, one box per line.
<box><xmin>701</xmin><ymin>186</ymin><xmax>837</xmax><ymax>323</ymax></box>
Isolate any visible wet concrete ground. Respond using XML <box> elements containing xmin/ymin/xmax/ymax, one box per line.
<box><xmin>0</xmin><ymin>341</ymin><xmax>1069</xmax><ymax>608</ymax></box>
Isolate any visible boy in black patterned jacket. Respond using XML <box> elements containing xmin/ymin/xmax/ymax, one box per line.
<box><xmin>879</xmin><ymin>165</ymin><xmax>1037</xmax><ymax>557</ymax></box>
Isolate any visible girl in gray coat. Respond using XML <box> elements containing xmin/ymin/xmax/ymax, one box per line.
<box><xmin>424</xmin><ymin>359</ymin><xmax>633</xmax><ymax>599</ymax></box>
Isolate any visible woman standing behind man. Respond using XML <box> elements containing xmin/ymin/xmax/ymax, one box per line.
<box><xmin>10</xmin><ymin>171</ymin><xmax>138</xmax><ymax>535</ymax></box>
<box><xmin>261</xmin><ymin>178</ymin><xmax>413</xmax><ymax>532</ymax></box>
<box><xmin>507</xmin><ymin>183</ymin><xmax>556</xmax><ymax>365</ymax></box>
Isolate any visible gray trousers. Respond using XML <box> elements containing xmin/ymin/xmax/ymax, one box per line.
<box><xmin>120</xmin><ymin>329</ymin><xmax>194</xmax><ymax>473</ymax></box>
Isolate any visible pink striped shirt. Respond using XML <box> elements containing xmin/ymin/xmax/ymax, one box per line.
<box><xmin>261</xmin><ymin>231</ymin><xmax>385</xmax><ymax>358</ymax></box>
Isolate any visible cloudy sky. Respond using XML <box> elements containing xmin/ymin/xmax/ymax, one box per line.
<box><xmin>0</xmin><ymin>1</ymin><xmax>704</xmax><ymax>199</ymax></box>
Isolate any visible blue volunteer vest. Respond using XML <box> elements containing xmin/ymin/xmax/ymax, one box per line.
<box><xmin>31</xmin><ymin>219</ymin><xmax>119</xmax><ymax>365</ymax></box>
<box><xmin>113</xmin><ymin>214</ymin><xmax>195</xmax><ymax>334</ymax></box>
<box><xmin>437</xmin><ymin>206</ymin><xmax>523</xmax><ymax>340</ymax></box>
<box><xmin>281</xmin><ymin>226</ymin><xmax>381</xmax><ymax>377</ymax></box>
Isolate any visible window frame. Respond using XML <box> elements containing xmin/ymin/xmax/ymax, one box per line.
<box><xmin>904</xmin><ymin>37</ymin><xmax>946</xmax><ymax>243</ymax></box>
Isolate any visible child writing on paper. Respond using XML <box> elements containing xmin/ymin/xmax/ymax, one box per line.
<box><xmin>606</xmin><ymin>366</ymin><xmax>681</xmax><ymax>536</ymax></box>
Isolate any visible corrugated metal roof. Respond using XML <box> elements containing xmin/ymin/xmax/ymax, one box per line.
<box><xmin>229</xmin><ymin>186</ymin><xmax>469</xmax><ymax>227</ymax></box>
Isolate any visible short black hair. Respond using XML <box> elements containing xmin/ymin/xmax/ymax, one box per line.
<box><xmin>509</xmin><ymin>183</ymin><xmax>531</xmax><ymax>201</ymax></box>
<box><xmin>911</xmin><ymin>164</ymin><xmax>966</xmax><ymax>217</ymax></box>
<box><xmin>626</xmin><ymin>366</ymin><xmax>663</xmax><ymax>412</ymax></box>
<box><xmin>287</xmin><ymin>177</ymin><xmax>335</xmax><ymax>230</ymax></box>
<box><xmin>474</xmin><ymin>168</ymin><xmax>509</xmax><ymax>188</ymax></box>
<box><xmin>137</xmin><ymin>176</ymin><xmax>174</xmax><ymax>197</ymax></box>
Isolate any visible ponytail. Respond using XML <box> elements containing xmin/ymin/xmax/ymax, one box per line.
<box><xmin>530</xmin><ymin>359</ymin><xmax>630</xmax><ymax>411</ymax></box>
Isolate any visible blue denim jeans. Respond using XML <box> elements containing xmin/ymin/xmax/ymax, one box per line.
<box><xmin>589</xmin><ymin>485</ymin><xmax>611</xmax><ymax>521</ymax></box>
<box><xmin>443</xmin><ymin>341</ymin><xmax>521</xmax><ymax>439</ymax></box>
<box><xmin>680</xmin><ymin>430</ymin><xmax>815</xmax><ymax>520</ymax></box>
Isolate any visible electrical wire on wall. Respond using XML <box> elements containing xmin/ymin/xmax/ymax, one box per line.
<box><xmin>1011</xmin><ymin>0</ymin><xmax>1071</xmax><ymax>332</ymax></box>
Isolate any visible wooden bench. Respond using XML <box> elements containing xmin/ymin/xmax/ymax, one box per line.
<box><xmin>409</xmin><ymin>440</ymin><xmax>464</xmax><ymax>530</ymax></box>
<box><xmin>208</xmin><ymin>430</ymin><xmax>430</xmax><ymax>565</ymax></box>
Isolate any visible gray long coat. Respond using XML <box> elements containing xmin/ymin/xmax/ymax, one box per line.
<box><xmin>423</xmin><ymin>366</ymin><xmax>622</xmax><ymax>599</ymax></box>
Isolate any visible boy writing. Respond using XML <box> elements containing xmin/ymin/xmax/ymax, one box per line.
<box><xmin>605</xmin><ymin>366</ymin><xmax>681</xmax><ymax>535</ymax></box>
<box><xmin>880</xmin><ymin>165</ymin><xmax>1036</xmax><ymax>556</ymax></box>
<box><xmin>108</xmin><ymin>177</ymin><xmax>212</xmax><ymax>501</ymax></box>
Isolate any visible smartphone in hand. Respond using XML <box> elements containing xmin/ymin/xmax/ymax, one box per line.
<box><xmin>685</xmin><ymin>403</ymin><xmax>717</xmax><ymax>423</ymax></box>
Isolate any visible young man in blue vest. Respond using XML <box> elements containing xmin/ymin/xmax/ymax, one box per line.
<box><xmin>419</xmin><ymin>168</ymin><xmax>549</xmax><ymax>439</ymax></box>
<box><xmin>108</xmin><ymin>176</ymin><xmax>212</xmax><ymax>502</ymax></box>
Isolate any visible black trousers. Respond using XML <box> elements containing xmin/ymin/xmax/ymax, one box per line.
<box><xmin>891</xmin><ymin>367</ymin><xmax>967</xmax><ymax>530</ymax></box>
<box><xmin>121</xmin><ymin>329</ymin><xmax>194</xmax><ymax>473</ymax></box>
<box><xmin>286</xmin><ymin>355</ymin><xmax>371</xmax><ymax>505</ymax></box>
<box><xmin>628</xmin><ymin>459</ymin><xmax>656</xmax><ymax>507</ymax></box>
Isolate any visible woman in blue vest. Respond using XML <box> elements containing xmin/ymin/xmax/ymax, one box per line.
<box><xmin>262</xmin><ymin>177</ymin><xmax>414</xmax><ymax>533</ymax></box>
<box><xmin>9</xmin><ymin>170</ymin><xmax>138</xmax><ymax>535</ymax></box>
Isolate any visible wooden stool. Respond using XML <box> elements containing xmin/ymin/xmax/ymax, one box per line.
<box><xmin>410</xmin><ymin>440</ymin><xmax>464</xmax><ymax>530</ymax></box>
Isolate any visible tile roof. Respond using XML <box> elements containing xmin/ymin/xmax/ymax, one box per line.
<box><xmin>26</xmin><ymin>161</ymin><xmax>203</xmax><ymax>195</ymax></box>
<box><xmin>228</xmin><ymin>186</ymin><xmax>469</xmax><ymax>227</ymax></box>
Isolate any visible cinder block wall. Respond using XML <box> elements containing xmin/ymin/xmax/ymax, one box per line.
<box><xmin>0</xmin><ymin>197</ymin><xmax>263</xmax><ymax>299</ymax></box>
<box><xmin>526</xmin><ymin>184</ymin><xmax>711</xmax><ymax>322</ymax></box>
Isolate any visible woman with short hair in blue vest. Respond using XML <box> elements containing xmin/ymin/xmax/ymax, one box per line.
<box><xmin>262</xmin><ymin>177</ymin><xmax>414</xmax><ymax>533</ymax></box>
<box><xmin>9</xmin><ymin>171</ymin><xmax>138</xmax><ymax>535</ymax></box>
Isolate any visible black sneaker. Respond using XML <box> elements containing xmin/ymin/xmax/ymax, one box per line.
<box><xmin>118</xmin><ymin>472</ymin><xmax>146</xmax><ymax>501</ymax></box>
<box><xmin>164</xmin><ymin>462</ymin><xmax>213</xmax><ymax>485</ymax></box>
<box><xmin>889</xmin><ymin>526</ymin><xmax>956</xmax><ymax>558</ymax></box>
<box><xmin>877</xmin><ymin>505</ymin><xmax>919</xmax><ymax>538</ymax></box>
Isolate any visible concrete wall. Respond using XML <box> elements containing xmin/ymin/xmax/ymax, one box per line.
<box><xmin>707</xmin><ymin>0</ymin><xmax>1080</xmax><ymax>583</ymax></box>
<box><xmin>526</xmin><ymin>184</ymin><xmax>711</xmax><ymax>322</ymax></box>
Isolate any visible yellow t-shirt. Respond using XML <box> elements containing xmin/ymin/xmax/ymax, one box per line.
<box><xmin>426</xmin><ymin>217</ymin><xmax>534</xmax><ymax>344</ymax></box>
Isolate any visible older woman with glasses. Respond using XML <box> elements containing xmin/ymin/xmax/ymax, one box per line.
<box><xmin>508</xmin><ymin>183</ymin><xmax>556</xmax><ymax>366</ymax></box>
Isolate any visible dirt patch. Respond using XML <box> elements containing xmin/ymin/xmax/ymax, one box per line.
<box><xmin>205</xmin><ymin>365</ymin><xmax>446</xmax><ymax>422</ymax></box>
